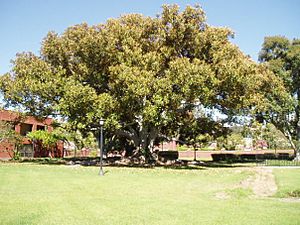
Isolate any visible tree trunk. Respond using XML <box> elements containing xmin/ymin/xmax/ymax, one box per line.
<box><xmin>116</xmin><ymin>125</ymin><xmax>158</xmax><ymax>162</ymax></box>
<box><xmin>139</xmin><ymin>126</ymin><xmax>158</xmax><ymax>162</ymax></box>
<box><xmin>284</xmin><ymin>129</ymin><xmax>297</xmax><ymax>151</ymax></box>
<box><xmin>293</xmin><ymin>91</ymin><xmax>300</xmax><ymax>160</ymax></box>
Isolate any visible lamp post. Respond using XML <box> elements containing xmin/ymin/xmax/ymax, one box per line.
<box><xmin>194</xmin><ymin>146</ymin><xmax>198</xmax><ymax>161</ymax></box>
<box><xmin>99</xmin><ymin>118</ymin><xmax>105</xmax><ymax>176</ymax></box>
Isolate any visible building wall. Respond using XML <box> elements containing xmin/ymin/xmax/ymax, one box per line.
<box><xmin>0</xmin><ymin>110</ymin><xmax>62</xmax><ymax>159</ymax></box>
<box><xmin>155</xmin><ymin>140</ymin><xmax>178</xmax><ymax>151</ymax></box>
<box><xmin>0</xmin><ymin>142</ymin><xmax>14</xmax><ymax>159</ymax></box>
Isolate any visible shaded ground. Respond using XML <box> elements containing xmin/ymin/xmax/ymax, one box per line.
<box><xmin>13</xmin><ymin>156</ymin><xmax>254</xmax><ymax>168</ymax></box>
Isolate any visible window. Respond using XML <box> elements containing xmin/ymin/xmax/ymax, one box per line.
<box><xmin>20</xmin><ymin>144</ymin><xmax>34</xmax><ymax>157</ymax></box>
<box><xmin>20</xmin><ymin>123</ymin><xmax>33</xmax><ymax>136</ymax></box>
<box><xmin>37</xmin><ymin>125</ymin><xmax>45</xmax><ymax>131</ymax></box>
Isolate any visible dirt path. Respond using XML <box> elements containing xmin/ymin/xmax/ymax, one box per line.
<box><xmin>240</xmin><ymin>167</ymin><xmax>277</xmax><ymax>197</ymax></box>
<box><xmin>216</xmin><ymin>167</ymin><xmax>300</xmax><ymax>201</ymax></box>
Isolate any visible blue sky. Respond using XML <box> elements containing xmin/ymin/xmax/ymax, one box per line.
<box><xmin>0</xmin><ymin>0</ymin><xmax>299</xmax><ymax>75</ymax></box>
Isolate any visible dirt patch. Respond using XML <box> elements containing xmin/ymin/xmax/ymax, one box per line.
<box><xmin>240</xmin><ymin>167</ymin><xmax>277</xmax><ymax>198</ymax></box>
<box><xmin>215</xmin><ymin>167</ymin><xmax>300</xmax><ymax>200</ymax></box>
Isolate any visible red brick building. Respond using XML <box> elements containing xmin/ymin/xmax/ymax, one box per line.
<box><xmin>0</xmin><ymin>110</ymin><xmax>63</xmax><ymax>159</ymax></box>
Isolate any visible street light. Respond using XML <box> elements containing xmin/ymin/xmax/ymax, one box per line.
<box><xmin>99</xmin><ymin>118</ymin><xmax>105</xmax><ymax>176</ymax></box>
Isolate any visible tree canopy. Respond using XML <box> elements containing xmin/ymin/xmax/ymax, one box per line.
<box><xmin>0</xmin><ymin>5</ymin><xmax>289</xmax><ymax>157</ymax></box>
<box><xmin>259</xmin><ymin>36</ymin><xmax>300</xmax><ymax>152</ymax></box>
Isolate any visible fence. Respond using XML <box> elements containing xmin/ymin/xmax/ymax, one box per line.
<box><xmin>257</xmin><ymin>159</ymin><xmax>300</xmax><ymax>167</ymax></box>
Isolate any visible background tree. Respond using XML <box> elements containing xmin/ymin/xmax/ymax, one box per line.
<box><xmin>178</xmin><ymin>113</ymin><xmax>228</xmax><ymax>150</ymax></box>
<box><xmin>259</xmin><ymin>36</ymin><xmax>300</xmax><ymax>155</ymax></box>
<box><xmin>178</xmin><ymin>112</ymin><xmax>228</xmax><ymax>160</ymax></box>
<box><xmin>262</xmin><ymin>123</ymin><xmax>291</xmax><ymax>151</ymax></box>
<box><xmin>0</xmin><ymin>121</ymin><xmax>23</xmax><ymax>159</ymax></box>
<box><xmin>62</xmin><ymin>128</ymin><xmax>98</xmax><ymax>157</ymax></box>
<box><xmin>0</xmin><ymin>5</ymin><xmax>289</xmax><ymax>159</ymax></box>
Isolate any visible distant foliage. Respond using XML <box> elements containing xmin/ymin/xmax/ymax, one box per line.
<box><xmin>259</xmin><ymin>36</ymin><xmax>300</xmax><ymax>152</ymax></box>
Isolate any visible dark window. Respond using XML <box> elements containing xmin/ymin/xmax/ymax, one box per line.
<box><xmin>20</xmin><ymin>123</ymin><xmax>33</xmax><ymax>136</ymax></box>
<box><xmin>37</xmin><ymin>125</ymin><xmax>45</xmax><ymax>131</ymax></box>
<box><xmin>20</xmin><ymin>144</ymin><xmax>34</xmax><ymax>157</ymax></box>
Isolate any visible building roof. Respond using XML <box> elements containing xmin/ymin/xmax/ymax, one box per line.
<box><xmin>0</xmin><ymin>110</ymin><xmax>53</xmax><ymax>126</ymax></box>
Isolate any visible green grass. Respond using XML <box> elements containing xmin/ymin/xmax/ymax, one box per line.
<box><xmin>0</xmin><ymin>163</ymin><xmax>300</xmax><ymax>225</ymax></box>
<box><xmin>273</xmin><ymin>168</ymin><xmax>300</xmax><ymax>198</ymax></box>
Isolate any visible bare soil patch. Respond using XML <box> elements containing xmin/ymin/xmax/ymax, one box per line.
<box><xmin>216</xmin><ymin>167</ymin><xmax>278</xmax><ymax>200</ymax></box>
<box><xmin>240</xmin><ymin>167</ymin><xmax>277</xmax><ymax>197</ymax></box>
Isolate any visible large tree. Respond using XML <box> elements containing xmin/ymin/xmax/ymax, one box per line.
<box><xmin>259</xmin><ymin>36</ymin><xmax>300</xmax><ymax>154</ymax></box>
<box><xmin>0</xmin><ymin>5</ymin><xmax>288</xmax><ymax>158</ymax></box>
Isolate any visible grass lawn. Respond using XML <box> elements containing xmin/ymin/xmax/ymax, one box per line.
<box><xmin>0</xmin><ymin>163</ymin><xmax>299</xmax><ymax>225</ymax></box>
<box><xmin>273</xmin><ymin>168</ymin><xmax>300</xmax><ymax>198</ymax></box>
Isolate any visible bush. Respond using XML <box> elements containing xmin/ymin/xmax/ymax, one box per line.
<box><xmin>240</xmin><ymin>154</ymin><xmax>256</xmax><ymax>161</ymax></box>
<box><xmin>287</xmin><ymin>190</ymin><xmax>300</xmax><ymax>197</ymax></box>
<box><xmin>89</xmin><ymin>150</ymin><xmax>98</xmax><ymax>157</ymax></box>
<box><xmin>157</xmin><ymin>151</ymin><xmax>179</xmax><ymax>162</ymax></box>
<box><xmin>263</xmin><ymin>153</ymin><xmax>277</xmax><ymax>160</ymax></box>
<box><xmin>211</xmin><ymin>154</ymin><xmax>227</xmax><ymax>161</ymax></box>
<box><xmin>212</xmin><ymin>153</ymin><xmax>262</xmax><ymax>162</ymax></box>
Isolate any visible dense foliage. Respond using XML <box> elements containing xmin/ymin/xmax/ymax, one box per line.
<box><xmin>259</xmin><ymin>36</ymin><xmax>300</xmax><ymax>152</ymax></box>
<box><xmin>0</xmin><ymin>5</ymin><xmax>289</xmax><ymax>157</ymax></box>
<box><xmin>27</xmin><ymin>130</ymin><xmax>64</xmax><ymax>148</ymax></box>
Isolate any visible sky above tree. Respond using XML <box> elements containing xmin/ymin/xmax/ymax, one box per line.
<box><xmin>0</xmin><ymin>0</ymin><xmax>299</xmax><ymax>75</ymax></box>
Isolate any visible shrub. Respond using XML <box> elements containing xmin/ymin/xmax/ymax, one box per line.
<box><xmin>287</xmin><ymin>190</ymin><xmax>300</xmax><ymax>197</ymax></box>
<box><xmin>157</xmin><ymin>151</ymin><xmax>179</xmax><ymax>162</ymax></box>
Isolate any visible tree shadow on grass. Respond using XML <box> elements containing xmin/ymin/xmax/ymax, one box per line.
<box><xmin>201</xmin><ymin>161</ymin><xmax>255</xmax><ymax>168</ymax></box>
<box><xmin>15</xmin><ymin>157</ymin><xmax>255</xmax><ymax>170</ymax></box>
<box><xmin>19</xmin><ymin>157</ymin><xmax>66</xmax><ymax>165</ymax></box>
<box><xmin>162</xmin><ymin>165</ymin><xmax>207</xmax><ymax>170</ymax></box>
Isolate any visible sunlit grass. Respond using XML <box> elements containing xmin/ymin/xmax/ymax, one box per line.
<box><xmin>273</xmin><ymin>168</ymin><xmax>300</xmax><ymax>198</ymax></box>
<box><xmin>0</xmin><ymin>163</ymin><xmax>299</xmax><ymax>225</ymax></box>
